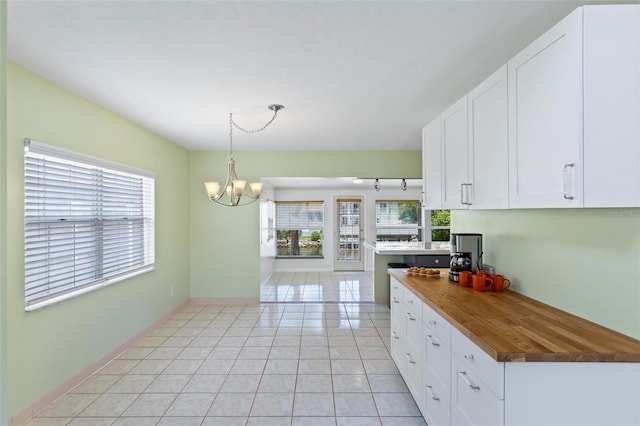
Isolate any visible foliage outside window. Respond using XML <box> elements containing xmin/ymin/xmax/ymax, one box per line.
<box><xmin>431</xmin><ymin>209</ymin><xmax>451</xmax><ymax>242</ymax></box>
<box><xmin>276</xmin><ymin>201</ymin><xmax>324</xmax><ymax>257</ymax></box>
<box><xmin>24</xmin><ymin>140</ymin><xmax>155</xmax><ymax>310</ymax></box>
<box><xmin>375</xmin><ymin>200</ymin><xmax>422</xmax><ymax>242</ymax></box>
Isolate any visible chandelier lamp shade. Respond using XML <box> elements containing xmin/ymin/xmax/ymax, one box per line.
<box><xmin>205</xmin><ymin>104</ymin><xmax>284</xmax><ymax>206</ymax></box>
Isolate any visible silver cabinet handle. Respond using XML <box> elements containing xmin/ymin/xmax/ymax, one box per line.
<box><xmin>406</xmin><ymin>353</ymin><xmax>416</xmax><ymax>364</ymax></box>
<box><xmin>460</xmin><ymin>183</ymin><xmax>472</xmax><ymax>205</ymax></box>
<box><xmin>465</xmin><ymin>183</ymin><xmax>472</xmax><ymax>205</ymax></box>
<box><xmin>406</xmin><ymin>312</ymin><xmax>416</xmax><ymax>321</ymax></box>
<box><xmin>459</xmin><ymin>371</ymin><xmax>480</xmax><ymax>390</ymax></box>
<box><xmin>428</xmin><ymin>319</ymin><xmax>436</xmax><ymax>326</ymax></box>
<box><xmin>425</xmin><ymin>385</ymin><xmax>440</xmax><ymax>401</ymax></box>
<box><xmin>425</xmin><ymin>334</ymin><xmax>440</xmax><ymax>347</ymax></box>
<box><xmin>392</xmin><ymin>297</ymin><xmax>400</xmax><ymax>304</ymax></box>
<box><xmin>464</xmin><ymin>353</ymin><xmax>474</xmax><ymax>361</ymax></box>
<box><xmin>563</xmin><ymin>163</ymin><xmax>575</xmax><ymax>200</ymax></box>
<box><xmin>392</xmin><ymin>331</ymin><xmax>400</xmax><ymax>340</ymax></box>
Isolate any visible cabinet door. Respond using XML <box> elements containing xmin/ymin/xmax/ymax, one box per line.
<box><xmin>451</xmin><ymin>356</ymin><xmax>504</xmax><ymax>426</ymax></box>
<box><xmin>424</xmin><ymin>331</ymin><xmax>450</xmax><ymax>392</ymax></box>
<box><xmin>508</xmin><ymin>8</ymin><xmax>583</xmax><ymax>208</ymax></box>
<box><xmin>422</xmin><ymin>118</ymin><xmax>443</xmax><ymax>210</ymax></box>
<box><xmin>441</xmin><ymin>96</ymin><xmax>470</xmax><ymax>209</ymax></box>
<box><xmin>584</xmin><ymin>5</ymin><xmax>640</xmax><ymax>207</ymax></box>
<box><xmin>405</xmin><ymin>338</ymin><xmax>423</xmax><ymax>411</ymax></box>
<box><xmin>390</xmin><ymin>317</ymin><xmax>406</xmax><ymax>369</ymax></box>
<box><xmin>424</xmin><ymin>369</ymin><xmax>450</xmax><ymax>426</ymax></box>
<box><xmin>468</xmin><ymin>65</ymin><xmax>509</xmax><ymax>209</ymax></box>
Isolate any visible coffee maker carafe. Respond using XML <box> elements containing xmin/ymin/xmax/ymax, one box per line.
<box><xmin>449</xmin><ymin>233</ymin><xmax>483</xmax><ymax>282</ymax></box>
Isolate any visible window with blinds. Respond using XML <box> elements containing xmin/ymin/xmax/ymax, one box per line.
<box><xmin>375</xmin><ymin>200</ymin><xmax>422</xmax><ymax>242</ymax></box>
<box><xmin>24</xmin><ymin>139</ymin><xmax>155</xmax><ymax>310</ymax></box>
<box><xmin>275</xmin><ymin>201</ymin><xmax>324</xmax><ymax>257</ymax></box>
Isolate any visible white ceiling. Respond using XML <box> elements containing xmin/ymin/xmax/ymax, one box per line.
<box><xmin>7</xmin><ymin>0</ymin><xmax>588</xmax><ymax>152</ymax></box>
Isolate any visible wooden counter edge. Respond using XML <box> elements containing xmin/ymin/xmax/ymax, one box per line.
<box><xmin>388</xmin><ymin>269</ymin><xmax>640</xmax><ymax>363</ymax></box>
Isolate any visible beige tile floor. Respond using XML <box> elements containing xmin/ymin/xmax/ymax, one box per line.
<box><xmin>27</xmin><ymin>303</ymin><xmax>425</xmax><ymax>426</ymax></box>
<box><xmin>260</xmin><ymin>272</ymin><xmax>374</xmax><ymax>303</ymax></box>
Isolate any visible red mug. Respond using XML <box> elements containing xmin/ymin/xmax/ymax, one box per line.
<box><xmin>472</xmin><ymin>274</ymin><xmax>492</xmax><ymax>292</ymax></box>
<box><xmin>491</xmin><ymin>274</ymin><xmax>511</xmax><ymax>292</ymax></box>
<box><xmin>459</xmin><ymin>271</ymin><xmax>472</xmax><ymax>287</ymax></box>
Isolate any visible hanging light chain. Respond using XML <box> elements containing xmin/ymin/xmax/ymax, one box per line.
<box><xmin>228</xmin><ymin>105</ymin><xmax>284</xmax><ymax>157</ymax></box>
<box><xmin>230</xmin><ymin>106</ymin><xmax>281</xmax><ymax>134</ymax></box>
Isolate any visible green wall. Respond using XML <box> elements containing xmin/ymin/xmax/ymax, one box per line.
<box><xmin>6</xmin><ymin>63</ymin><xmax>191</xmax><ymax>418</ymax></box>
<box><xmin>0</xmin><ymin>2</ymin><xmax>8</xmax><ymax>425</ymax></box>
<box><xmin>453</xmin><ymin>208</ymin><xmax>640</xmax><ymax>339</ymax></box>
<box><xmin>189</xmin><ymin>150</ymin><xmax>421</xmax><ymax>298</ymax></box>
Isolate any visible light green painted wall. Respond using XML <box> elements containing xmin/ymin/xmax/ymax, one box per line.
<box><xmin>452</xmin><ymin>208</ymin><xmax>640</xmax><ymax>339</ymax></box>
<box><xmin>6</xmin><ymin>63</ymin><xmax>190</xmax><ymax>418</ymax></box>
<box><xmin>0</xmin><ymin>3</ymin><xmax>8</xmax><ymax>425</ymax></box>
<box><xmin>189</xmin><ymin>150</ymin><xmax>421</xmax><ymax>298</ymax></box>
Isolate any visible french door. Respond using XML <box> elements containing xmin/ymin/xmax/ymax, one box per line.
<box><xmin>334</xmin><ymin>197</ymin><xmax>364</xmax><ymax>271</ymax></box>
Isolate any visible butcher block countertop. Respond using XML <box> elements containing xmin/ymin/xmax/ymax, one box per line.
<box><xmin>388</xmin><ymin>269</ymin><xmax>640</xmax><ymax>363</ymax></box>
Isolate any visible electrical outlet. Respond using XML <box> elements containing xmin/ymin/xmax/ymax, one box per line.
<box><xmin>170</xmin><ymin>286</ymin><xmax>175</xmax><ymax>297</ymax></box>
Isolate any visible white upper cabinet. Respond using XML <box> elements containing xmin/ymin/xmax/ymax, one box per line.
<box><xmin>441</xmin><ymin>96</ymin><xmax>469</xmax><ymax>210</ymax></box>
<box><xmin>467</xmin><ymin>65</ymin><xmax>509</xmax><ymax>209</ymax></box>
<box><xmin>421</xmin><ymin>5</ymin><xmax>640</xmax><ymax>210</ymax></box>
<box><xmin>508</xmin><ymin>8</ymin><xmax>583</xmax><ymax>208</ymax></box>
<box><xmin>583</xmin><ymin>5</ymin><xmax>640</xmax><ymax>207</ymax></box>
<box><xmin>422</xmin><ymin>117</ymin><xmax>442</xmax><ymax>210</ymax></box>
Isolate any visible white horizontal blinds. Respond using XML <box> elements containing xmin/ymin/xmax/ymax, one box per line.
<box><xmin>275</xmin><ymin>201</ymin><xmax>324</xmax><ymax>230</ymax></box>
<box><xmin>375</xmin><ymin>200</ymin><xmax>420</xmax><ymax>237</ymax></box>
<box><xmin>24</xmin><ymin>140</ymin><xmax>155</xmax><ymax>306</ymax></box>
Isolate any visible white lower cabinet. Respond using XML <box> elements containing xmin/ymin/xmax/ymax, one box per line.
<box><xmin>451</xmin><ymin>356</ymin><xmax>504</xmax><ymax>426</ymax></box>
<box><xmin>424</xmin><ymin>369</ymin><xmax>450</xmax><ymax>426</ymax></box>
<box><xmin>389</xmin><ymin>277</ymin><xmax>424</xmax><ymax>414</ymax></box>
<box><xmin>450</xmin><ymin>327</ymin><xmax>504</xmax><ymax>426</ymax></box>
<box><xmin>423</xmin><ymin>316</ymin><xmax>451</xmax><ymax>426</ymax></box>
<box><xmin>392</xmin><ymin>278</ymin><xmax>640</xmax><ymax>426</ymax></box>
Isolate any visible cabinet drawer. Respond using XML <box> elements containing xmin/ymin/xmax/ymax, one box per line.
<box><xmin>405</xmin><ymin>342</ymin><xmax>423</xmax><ymax>410</ymax></box>
<box><xmin>452</xmin><ymin>357</ymin><xmax>504</xmax><ymax>426</ymax></box>
<box><xmin>452</xmin><ymin>327</ymin><xmax>504</xmax><ymax>398</ymax></box>
<box><xmin>424</xmin><ymin>369</ymin><xmax>451</xmax><ymax>426</ymax></box>
<box><xmin>390</xmin><ymin>277</ymin><xmax>403</xmax><ymax>301</ymax></box>
<box><xmin>423</xmin><ymin>302</ymin><xmax>451</xmax><ymax>347</ymax></box>
<box><xmin>403</xmin><ymin>287</ymin><xmax>423</xmax><ymax>320</ymax></box>
<box><xmin>424</xmin><ymin>332</ymin><xmax>451</xmax><ymax>391</ymax></box>
<box><xmin>406</xmin><ymin>310</ymin><xmax>422</xmax><ymax>345</ymax></box>
<box><xmin>390</xmin><ymin>296</ymin><xmax>404</xmax><ymax>324</ymax></box>
<box><xmin>390</xmin><ymin>319</ymin><xmax>406</xmax><ymax>367</ymax></box>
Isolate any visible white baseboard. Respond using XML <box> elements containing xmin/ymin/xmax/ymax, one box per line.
<box><xmin>11</xmin><ymin>300</ymin><xmax>190</xmax><ymax>426</ymax></box>
<box><xmin>190</xmin><ymin>297</ymin><xmax>260</xmax><ymax>305</ymax></box>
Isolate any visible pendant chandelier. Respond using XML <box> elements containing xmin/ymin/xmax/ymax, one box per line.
<box><xmin>204</xmin><ymin>104</ymin><xmax>284</xmax><ymax>206</ymax></box>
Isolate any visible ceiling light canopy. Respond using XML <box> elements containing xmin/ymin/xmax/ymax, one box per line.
<box><xmin>204</xmin><ymin>104</ymin><xmax>284</xmax><ymax>206</ymax></box>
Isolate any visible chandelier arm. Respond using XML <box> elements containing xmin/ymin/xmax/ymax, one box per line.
<box><xmin>209</xmin><ymin>196</ymin><xmax>260</xmax><ymax>207</ymax></box>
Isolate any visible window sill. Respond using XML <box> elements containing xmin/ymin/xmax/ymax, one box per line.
<box><xmin>276</xmin><ymin>256</ymin><xmax>325</xmax><ymax>260</ymax></box>
<box><xmin>25</xmin><ymin>265</ymin><xmax>155</xmax><ymax>312</ymax></box>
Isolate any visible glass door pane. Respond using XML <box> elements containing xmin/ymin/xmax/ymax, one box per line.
<box><xmin>334</xmin><ymin>197</ymin><xmax>364</xmax><ymax>271</ymax></box>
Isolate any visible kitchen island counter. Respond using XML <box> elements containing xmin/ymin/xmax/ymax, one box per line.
<box><xmin>364</xmin><ymin>241</ymin><xmax>449</xmax><ymax>255</ymax></box>
<box><xmin>389</xmin><ymin>269</ymin><xmax>640</xmax><ymax>362</ymax></box>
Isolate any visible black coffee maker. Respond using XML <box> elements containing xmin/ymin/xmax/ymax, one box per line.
<box><xmin>449</xmin><ymin>233</ymin><xmax>483</xmax><ymax>282</ymax></box>
<box><xmin>449</xmin><ymin>252</ymin><xmax>472</xmax><ymax>282</ymax></box>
